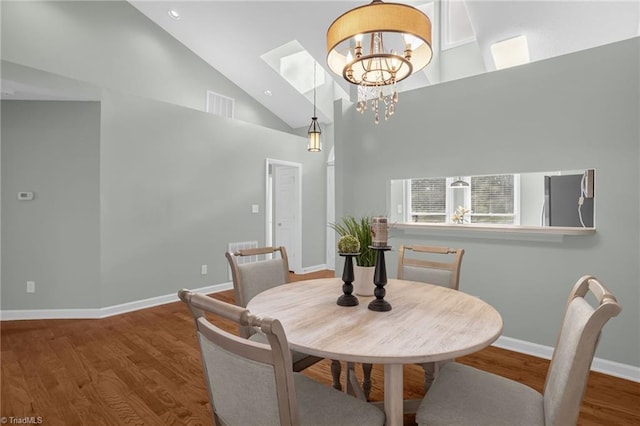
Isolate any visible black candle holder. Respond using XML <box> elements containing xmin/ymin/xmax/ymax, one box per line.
<box><xmin>337</xmin><ymin>253</ymin><xmax>359</xmax><ymax>307</ymax></box>
<box><xmin>368</xmin><ymin>246</ymin><xmax>392</xmax><ymax>312</ymax></box>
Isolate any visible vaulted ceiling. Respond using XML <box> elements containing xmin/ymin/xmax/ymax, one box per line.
<box><xmin>128</xmin><ymin>1</ymin><xmax>639</xmax><ymax>129</ymax></box>
<box><xmin>2</xmin><ymin>1</ymin><xmax>638</xmax><ymax>129</ymax></box>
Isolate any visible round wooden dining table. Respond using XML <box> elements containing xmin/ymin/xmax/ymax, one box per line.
<box><xmin>247</xmin><ymin>277</ymin><xmax>503</xmax><ymax>426</ymax></box>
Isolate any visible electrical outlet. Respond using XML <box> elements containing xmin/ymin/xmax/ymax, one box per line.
<box><xmin>26</xmin><ymin>281</ymin><xmax>35</xmax><ymax>293</ymax></box>
<box><xmin>201</xmin><ymin>264</ymin><xmax>208</xmax><ymax>275</ymax></box>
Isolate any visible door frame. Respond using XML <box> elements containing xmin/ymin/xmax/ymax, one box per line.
<box><xmin>326</xmin><ymin>147</ymin><xmax>335</xmax><ymax>270</ymax></box>
<box><xmin>265</xmin><ymin>158</ymin><xmax>302</xmax><ymax>273</ymax></box>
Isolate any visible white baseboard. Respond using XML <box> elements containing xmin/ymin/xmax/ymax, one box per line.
<box><xmin>2</xmin><ymin>288</ymin><xmax>637</xmax><ymax>383</ymax></box>
<box><xmin>493</xmin><ymin>335</ymin><xmax>640</xmax><ymax>383</ymax></box>
<box><xmin>0</xmin><ymin>282</ymin><xmax>233</xmax><ymax>321</ymax></box>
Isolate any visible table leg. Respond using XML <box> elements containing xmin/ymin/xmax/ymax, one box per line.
<box><xmin>384</xmin><ymin>364</ymin><xmax>403</xmax><ymax>426</ymax></box>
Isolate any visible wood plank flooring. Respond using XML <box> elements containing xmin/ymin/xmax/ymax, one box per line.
<box><xmin>1</xmin><ymin>270</ymin><xmax>639</xmax><ymax>425</ymax></box>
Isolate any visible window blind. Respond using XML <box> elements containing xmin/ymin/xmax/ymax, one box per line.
<box><xmin>410</xmin><ymin>178</ymin><xmax>447</xmax><ymax>223</ymax></box>
<box><xmin>471</xmin><ymin>174</ymin><xmax>515</xmax><ymax>223</ymax></box>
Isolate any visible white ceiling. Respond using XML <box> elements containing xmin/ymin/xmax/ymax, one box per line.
<box><xmin>128</xmin><ymin>1</ymin><xmax>639</xmax><ymax>129</ymax></box>
<box><xmin>4</xmin><ymin>1</ymin><xmax>637</xmax><ymax>128</ymax></box>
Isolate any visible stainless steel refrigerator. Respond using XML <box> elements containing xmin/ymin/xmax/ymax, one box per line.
<box><xmin>543</xmin><ymin>172</ymin><xmax>594</xmax><ymax>227</ymax></box>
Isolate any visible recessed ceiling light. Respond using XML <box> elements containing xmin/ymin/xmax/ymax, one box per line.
<box><xmin>264</xmin><ymin>90</ymin><xmax>273</xmax><ymax>96</ymax></box>
<box><xmin>168</xmin><ymin>10</ymin><xmax>181</xmax><ymax>20</ymax></box>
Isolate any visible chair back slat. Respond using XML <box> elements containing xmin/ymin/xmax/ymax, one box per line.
<box><xmin>237</xmin><ymin>246</ymin><xmax>287</xmax><ymax>258</ymax></box>
<box><xmin>226</xmin><ymin>246</ymin><xmax>290</xmax><ymax>307</ymax></box>
<box><xmin>405</xmin><ymin>245</ymin><xmax>454</xmax><ymax>255</ymax></box>
<box><xmin>237</xmin><ymin>259</ymin><xmax>288</xmax><ymax>305</ymax></box>
<box><xmin>402</xmin><ymin>258</ymin><xmax>454</xmax><ymax>271</ymax></box>
<box><xmin>397</xmin><ymin>244</ymin><xmax>465</xmax><ymax>290</ymax></box>
<box><xmin>226</xmin><ymin>247</ymin><xmax>290</xmax><ymax>338</ymax></box>
<box><xmin>402</xmin><ymin>266</ymin><xmax>453</xmax><ymax>288</ymax></box>
<box><xmin>543</xmin><ymin>275</ymin><xmax>622</xmax><ymax>426</ymax></box>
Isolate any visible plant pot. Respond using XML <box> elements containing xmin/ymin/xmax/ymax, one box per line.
<box><xmin>353</xmin><ymin>265</ymin><xmax>375</xmax><ymax>296</ymax></box>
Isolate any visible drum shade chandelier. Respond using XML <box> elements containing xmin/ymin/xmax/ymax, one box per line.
<box><xmin>327</xmin><ymin>0</ymin><xmax>432</xmax><ymax>124</ymax></box>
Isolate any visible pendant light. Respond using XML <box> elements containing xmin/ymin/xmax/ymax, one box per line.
<box><xmin>307</xmin><ymin>62</ymin><xmax>321</xmax><ymax>152</ymax></box>
<box><xmin>451</xmin><ymin>177</ymin><xmax>469</xmax><ymax>188</ymax></box>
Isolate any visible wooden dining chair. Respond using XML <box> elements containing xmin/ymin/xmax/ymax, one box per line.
<box><xmin>354</xmin><ymin>244</ymin><xmax>466</xmax><ymax>398</ymax></box>
<box><xmin>226</xmin><ymin>246</ymin><xmax>290</xmax><ymax>316</ymax></box>
<box><xmin>400</xmin><ymin>244</ymin><xmax>465</xmax><ymax>390</ymax></box>
<box><xmin>415</xmin><ymin>275</ymin><xmax>622</xmax><ymax>426</ymax></box>
<box><xmin>397</xmin><ymin>244</ymin><xmax>465</xmax><ymax>290</ymax></box>
<box><xmin>225</xmin><ymin>246</ymin><xmax>342</xmax><ymax>390</ymax></box>
<box><xmin>179</xmin><ymin>289</ymin><xmax>385</xmax><ymax>426</ymax></box>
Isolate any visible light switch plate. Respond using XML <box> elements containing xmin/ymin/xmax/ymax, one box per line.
<box><xmin>18</xmin><ymin>192</ymin><xmax>34</xmax><ymax>201</ymax></box>
<box><xmin>251</xmin><ymin>204</ymin><xmax>259</xmax><ymax>213</ymax></box>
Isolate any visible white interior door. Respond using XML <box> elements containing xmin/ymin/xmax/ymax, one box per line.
<box><xmin>272</xmin><ymin>163</ymin><xmax>301</xmax><ymax>272</ymax></box>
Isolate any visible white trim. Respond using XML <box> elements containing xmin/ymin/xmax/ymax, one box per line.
<box><xmin>2</xmin><ymin>295</ymin><xmax>637</xmax><ymax>382</ymax></box>
<box><xmin>326</xmin><ymin>156</ymin><xmax>335</xmax><ymax>270</ymax></box>
<box><xmin>0</xmin><ymin>282</ymin><xmax>233</xmax><ymax>321</ymax></box>
<box><xmin>441</xmin><ymin>0</ymin><xmax>476</xmax><ymax>51</ymax></box>
<box><xmin>493</xmin><ymin>335</ymin><xmax>640</xmax><ymax>383</ymax></box>
<box><xmin>299</xmin><ymin>264</ymin><xmax>329</xmax><ymax>274</ymax></box>
<box><xmin>393</xmin><ymin>222</ymin><xmax>593</xmax><ymax>242</ymax></box>
<box><xmin>265</xmin><ymin>158</ymin><xmax>303</xmax><ymax>273</ymax></box>
<box><xmin>265</xmin><ymin>159</ymin><xmax>273</xmax><ymax>247</ymax></box>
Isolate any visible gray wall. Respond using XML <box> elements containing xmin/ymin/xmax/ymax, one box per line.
<box><xmin>335</xmin><ymin>38</ymin><xmax>640</xmax><ymax>367</ymax></box>
<box><xmin>1</xmin><ymin>91</ymin><xmax>327</xmax><ymax>310</ymax></box>
<box><xmin>1</xmin><ymin>0</ymin><xmax>291</xmax><ymax>133</ymax></box>
<box><xmin>2</xmin><ymin>101</ymin><xmax>101</xmax><ymax>309</ymax></box>
<box><xmin>99</xmin><ymin>90</ymin><xmax>326</xmax><ymax>307</ymax></box>
<box><xmin>1</xmin><ymin>0</ymin><xmax>330</xmax><ymax>310</ymax></box>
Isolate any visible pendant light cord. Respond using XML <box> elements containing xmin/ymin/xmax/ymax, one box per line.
<box><xmin>313</xmin><ymin>62</ymin><xmax>317</xmax><ymax>117</ymax></box>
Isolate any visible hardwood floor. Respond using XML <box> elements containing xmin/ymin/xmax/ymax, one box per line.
<box><xmin>2</xmin><ymin>270</ymin><xmax>638</xmax><ymax>425</ymax></box>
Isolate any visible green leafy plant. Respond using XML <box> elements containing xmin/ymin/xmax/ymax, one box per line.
<box><xmin>330</xmin><ymin>216</ymin><xmax>376</xmax><ymax>267</ymax></box>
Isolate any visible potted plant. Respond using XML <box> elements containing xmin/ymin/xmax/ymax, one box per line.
<box><xmin>337</xmin><ymin>234</ymin><xmax>360</xmax><ymax>254</ymax></box>
<box><xmin>330</xmin><ymin>216</ymin><xmax>376</xmax><ymax>296</ymax></box>
<box><xmin>451</xmin><ymin>206</ymin><xmax>472</xmax><ymax>224</ymax></box>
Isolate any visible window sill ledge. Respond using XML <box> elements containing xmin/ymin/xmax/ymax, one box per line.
<box><xmin>392</xmin><ymin>223</ymin><xmax>595</xmax><ymax>242</ymax></box>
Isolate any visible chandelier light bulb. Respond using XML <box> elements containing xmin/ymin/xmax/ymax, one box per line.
<box><xmin>403</xmin><ymin>33</ymin><xmax>423</xmax><ymax>48</ymax></box>
<box><xmin>391</xmin><ymin>57</ymin><xmax>400</xmax><ymax>71</ymax></box>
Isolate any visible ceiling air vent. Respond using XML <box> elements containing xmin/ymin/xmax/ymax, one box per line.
<box><xmin>206</xmin><ymin>90</ymin><xmax>235</xmax><ymax>119</ymax></box>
